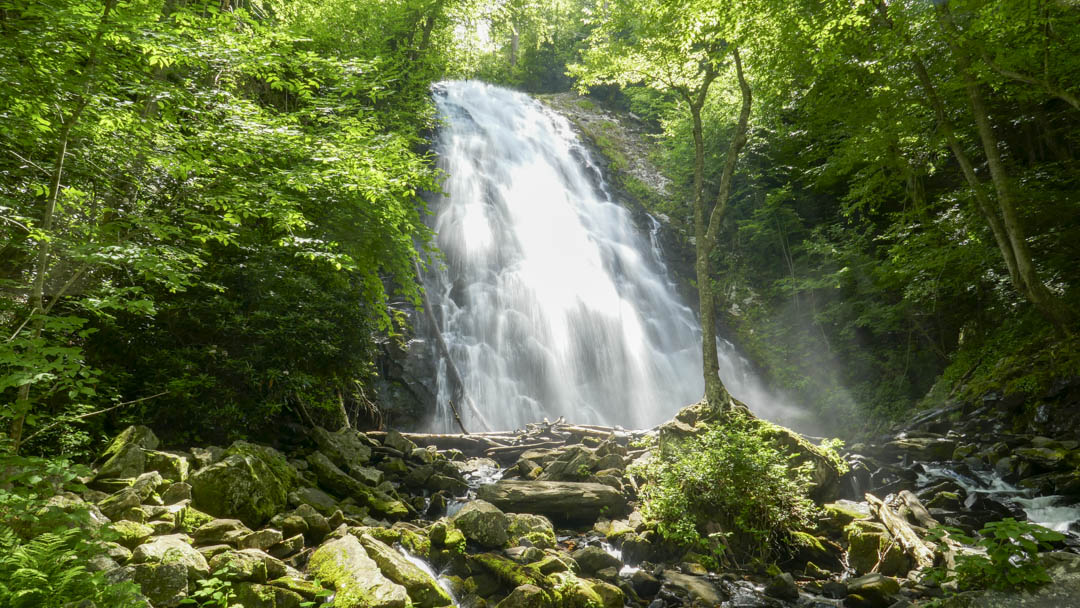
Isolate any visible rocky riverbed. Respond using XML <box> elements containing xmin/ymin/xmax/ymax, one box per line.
<box><xmin>61</xmin><ymin>398</ymin><xmax>1080</xmax><ymax>608</ymax></box>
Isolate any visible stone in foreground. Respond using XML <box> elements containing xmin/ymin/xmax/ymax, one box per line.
<box><xmin>308</xmin><ymin>535</ymin><xmax>409</xmax><ymax>608</ymax></box>
<box><xmin>477</xmin><ymin>481</ymin><xmax>627</xmax><ymax>522</ymax></box>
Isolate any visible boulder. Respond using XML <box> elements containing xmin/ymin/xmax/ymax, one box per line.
<box><xmin>234</xmin><ymin>582</ymin><xmax>305</xmax><ymax>608</ymax></box>
<box><xmin>239</xmin><ymin>529</ymin><xmax>285</xmax><ymax>551</ymax></box>
<box><xmin>98</xmin><ymin>487</ymin><xmax>141</xmax><ymax>521</ymax></box>
<box><xmin>307</xmin><ymin>451</ymin><xmax>409</xmax><ymax>519</ymax></box>
<box><xmin>192</xmin><ymin>518</ymin><xmax>252</xmax><ymax>546</ymax></box>
<box><xmin>508</xmin><ymin>513</ymin><xmax>556</xmax><ymax>549</ymax></box>
<box><xmin>451</xmin><ymin>500</ymin><xmax>511</xmax><ymax>548</ymax></box>
<box><xmin>132</xmin><ymin>561</ymin><xmax>188</xmax><ymax>607</ymax></box>
<box><xmin>631</xmin><ymin>570</ymin><xmax>661</xmax><ymax>597</ymax></box>
<box><xmin>845</xmin><ymin>573</ymin><xmax>899</xmax><ymax>608</ymax></box>
<box><xmin>289</xmin><ymin>487</ymin><xmax>339</xmax><ymax>515</ymax></box>
<box><xmin>359</xmin><ymin>533</ymin><xmax>453</xmax><ymax>607</ymax></box>
<box><xmin>312</xmin><ymin>426</ymin><xmax>373</xmax><ymax>468</ymax></box>
<box><xmin>189</xmin><ymin>441</ymin><xmax>297</xmax><ymax>528</ymax></box>
<box><xmin>162</xmin><ymin>482</ymin><xmax>192</xmax><ymax>505</ymax></box>
<box><xmin>145</xmin><ymin>450</ymin><xmax>191</xmax><ymax>482</ymax></box>
<box><xmin>209</xmin><ymin>548</ymin><xmax>286</xmax><ymax>583</ymax></box>
<box><xmin>496</xmin><ymin>584</ymin><xmax>550</xmax><ymax>608</ymax></box>
<box><xmin>662</xmin><ymin>571</ymin><xmax>726</xmax><ymax>605</ymax></box>
<box><xmin>764</xmin><ymin>572</ymin><xmax>799</xmax><ymax>601</ymax></box>
<box><xmin>845</xmin><ymin>520</ymin><xmax>909</xmax><ymax>576</ymax></box>
<box><xmin>383</xmin><ymin>430</ymin><xmax>418</xmax><ymax>455</ymax></box>
<box><xmin>109</xmin><ymin>520</ymin><xmax>154</xmax><ymax>549</ymax></box>
<box><xmin>308</xmin><ymin>536</ymin><xmax>409</xmax><ymax>608</ymax></box>
<box><xmin>571</xmin><ymin>545</ymin><xmax>622</xmax><ymax>574</ymax></box>
<box><xmin>477</xmin><ymin>481</ymin><xmax>627</xmax><ymax>522</ymax></box>
<box><xmin>95</xmin><ymin>425</ymin><xmax>159</xmax><ymax>480</ymax></box>
<box><xmin>131</xmin><ymin>534</ymin><xmax>210</xmax><ymax>582</ymax></box>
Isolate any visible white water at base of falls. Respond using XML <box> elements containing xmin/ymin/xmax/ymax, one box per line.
<box><xmin>421</xmin><ymin>80</ymin><xmax>805</xmax><ymax>433</ymax></box>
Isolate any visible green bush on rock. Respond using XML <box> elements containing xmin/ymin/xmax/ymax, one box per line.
<box><xmin>925</xmin><ymin>518</ymin><xmax>1066</xmax><ymax>592</ymax></box>
<box><xmin>634</xmin><ymin>412</ymin><xmax>818</xmax><ymax>566</ymax></box>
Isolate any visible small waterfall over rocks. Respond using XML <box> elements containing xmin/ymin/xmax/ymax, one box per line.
<box><xmin>419</xmin><ymin>80</ymin><xmax>789</xmax><ymax>432</ymax></box>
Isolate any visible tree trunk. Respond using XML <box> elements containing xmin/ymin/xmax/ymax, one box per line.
<box><xmin>938</xmin><ymin>6</ymin><xmax>1073</xmax><ymax>335</ymax></box>
<box><xmin>698</xmin><ymin>47</ymin><xmax>752</xmax><ymax>412</ymax></box>
<box><xmin>10</xmin><ymin>0</ymin><xmax>117</xmax><ymax>452</ymax></box>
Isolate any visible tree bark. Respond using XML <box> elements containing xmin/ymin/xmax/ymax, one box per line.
<box><xmin>938</xmin><ymin>5</ymin><xmax>1073</xmax><ymax>335</ymax></box>
<box><xmin>697</xmin><ymin>47</ymin><xmax>751</xmax><ymax>412</ymax></box>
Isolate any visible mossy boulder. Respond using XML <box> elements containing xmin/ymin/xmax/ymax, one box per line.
<box><xmin>192</xmin><ymin>518</ymin><xmax>252</xmax><ymax>545</ymax></box>
<box><xmin>131</xmin><ymin>534</ymin><xmax>210</xmax><ymax>582</ymax></box>
<box><xmin>132</xmin><ymin>561</ymin><xmax>189</xmax><ymax>607</ymax></box>
<box><xmin>109</xmin><ymin>520</ymin><xmax>154</xmax><ymax>549</ymax></box>
<box><xmin>95</xmin><ymin>425</ymin><xmax>159</xmax><ymax>480</ymax></box>
<box><xmin>209</xmin><ymin>548</ymin><xmax>286</xmax><ymax>583</ymax></box>
<box><xmin>311</xmin><ymin>426</ymin><xmax>373</xmax><ymax>468</ymax></box>
<box><xmin>189</xmin><ymin>441</ymin><xmax>297</xmax><ymax>528</ymax></box>
<box><xmin>359</xmin><ymin>533</ymin><xmax>453</xmax><ymax>607</ymax></box>
<box><xmin>452</xmin><ymin>500</ymin><xmax>511</xmax><ymax>548</ymax></box>
<box><xmin>844</xmin><ymin>520</ymin><xmax>909</xmax><ymax>576</ymax></box>
<box><xmin>508</xmin><ymin>513</ymin><xmax>556</xmax><ymax>549</ymax></box>
<box><xmin>496</xmin><ymin>584</ymin><xmax>551</xmax><ymax>608</ymax></box>
<box><xmin>308</xmin><ymin>535</ymin><xmax>409</xmax><ymax>608</ymax></box>
<box><xmin>144</xmin><ymin>450</ymin><xmax>191</xmax><ymax>483</ymax></box>
<box><xmin>234</xmin><ymin>582</ymin><xmax>305</xmax><ymax>608</ymax></box>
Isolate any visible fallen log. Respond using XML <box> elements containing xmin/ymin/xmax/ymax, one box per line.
<box><xmin>898</xmin><ymin>490</ymin><xmax>939</xmax><ymax>529</ymax></box>
<box><xmin>367</xmin><ymin>432</ymin><xmax>514</xmax><ymax>455</ymax></box>
<box><xmin>866</xmin><ymin>493</ymin><xmax>935</xmax><ymax>569</ymax></box>
<box><xmin>485</xmin><ymin>441</ymin><xmax>567</xmax><ymax>463</ymax></box>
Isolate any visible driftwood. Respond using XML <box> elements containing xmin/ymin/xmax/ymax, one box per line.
<box><xmin>866</xmin><ymin>493</ymin><xmax>935</xmax><ymax>569</ymax></box>
<box><xmin>368</xmin><ymin>432</ymin><xmax>513</xmax><ymax>453</ymax></box>
<box><xmin>898</xmin><ymin>490</ymin><xmax>939</xmax><ymax>529</ymax></box>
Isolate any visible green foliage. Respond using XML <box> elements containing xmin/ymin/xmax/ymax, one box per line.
<box><xmin>1</xmin><ymin>0</ymin><xmax>456</xmax><ymax>449</ymax></box>
<box><xmin>180</xmin><ymin>567</ymin><xmax>235</xmax><ymax>608</ymax></box>
<box><xmin>0</xmin><ymin>454</ymin><xmax>142</xmax><ymax>606</ymax></box>
<box><xmin>925</xmin><ymin>519</ymin><xmax>1066</xmax><ymax>593</ymax></box>
<box><xmin>633</xmin><ymin>414</ymin><xmax>818</xmax><ymax>566</ymax></box>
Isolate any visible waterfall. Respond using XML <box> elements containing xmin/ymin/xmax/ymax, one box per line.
<box><xmin>420</xmin><ymin>80</ymin><xmax>800</xmax><ymax>433</ymax></box>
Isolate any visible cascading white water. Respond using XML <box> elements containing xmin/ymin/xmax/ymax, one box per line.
<box><xmin>421</xmin><ymin>80</ymin><xmax>799</xmax><ymax>432</ymax></box>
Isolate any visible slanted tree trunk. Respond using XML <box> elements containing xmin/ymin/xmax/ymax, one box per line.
<box><xmin>937</xmin><ymin>5</ymin><xmax>1073</xmax><ymax>335</ymax></box>
<box><xmin>691</xmin><ymin>47</ymin><xmax>752</xmax><ymax>413</ymax></box>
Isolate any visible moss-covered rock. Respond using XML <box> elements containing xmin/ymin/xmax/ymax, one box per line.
<box><xmin>208</xmin><ymin>548</ymin><xmax>286</xmax><ymax>583</ymax></box>
<box><xmin>311</xmin><ymin>426</ymin><xmax>373</xmax><ymax>468</ymax></box>
<box><xmin>844</xmin><ymin>520</ymin><xmax>909</xmax><ymax>576</ymax></box>
<box><xmin>192</xmin><ymin>518</ymin><xmax>252</xmax><ymax>545</ymax></box>
<box><xmin>144</xmin><ymin>450</ymin><xmax>191</xmax><ymax>483</ymax></box>
<box><xmin>508</xmin><ymin>513</ymin><xmax>556</xmax><ymax>549</ymax></box>
<box><xmin>495</xmin><ymin>584</ymin><xmax>551</xmax><ymax>608</ymax></box>
<box><xmin>234</xmin><ymin>582</ymin><xmax>305</xmax><ymax>608</ymax></box>
<box><xmin>131</xmin><ymin>534</ymin><xmax>210</xmax><ymax>582</ymax></box>
<box><xmin>359</xmin><ymin>533</ymin><xmax>453</xmax><ymax>607</ymax></box>
<box><xmin>189</xmin><ymin>442</ymin><xmax>297</xmax><ymax>528</ymax></box>
<box><xmin>308</xmin><ymin>535</ymin><xmax>409</xmax><ymax>608</ymax></box>
<box><xmin>452</xmin><ymin>500</ymin><xmax>511</xmax><ymax>548</ymax></box>
<box><xmin>108</xmin><ymin>519</ymin><xmax>154</xmax><ymax>549</ymax></box>
<box><xmin>95</xmin><ymin>425</ymin><xmax>159</xmax><ymax>480</ymax></box>
<box><xmin>132</xmin><ymin>561</ymin><xmax>188</xmax><ymax>607</ymax></box>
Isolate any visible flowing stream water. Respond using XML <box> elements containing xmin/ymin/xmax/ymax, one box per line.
<box><xmin>421</xmin><ymin>80</ymin><xmax>737</xmax><ymax>432</ymax></box>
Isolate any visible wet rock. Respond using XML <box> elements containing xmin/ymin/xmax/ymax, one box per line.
<box><xmin>360</xmin><ymin>533</ymin><xmax>453</xmax><ymax>607</ymax></box>
<box><xmin>190</xmin><ymin>442</ymin><xmax>298</xmax><ymax>528</ymax></box>
<box><xmin>844</xmin><ymin>573</ymin><xmax>899</xmax><ymax>608</ymax></box>
<box><xmin>822</xmin><ymin>580</ymin><xmax>847</xmax><ymax>599</ymax></box>
<box><xmin>632</xmin><ymin>570</ymin><xmax>661</xmax><ymax>597</ymax></box>
<box><xmin>452</xmin><ymin>500</ymin><xmax>510</xmax><ymax>548</ymax></box>
<box><xmin>661</xmin><ymin>571</ymin><xmax>727</xmax><ymax>605</ymax></box>
<box><xmin>507</xmin><ymin>513</ymin><xmax>556</xmax><ymax>549</ymax></box>
<box><xmin>310</xmin><ymin>536</ymin><xmax>410</xmax><ymax>608</ymax></box>
<box><xmin>477</xmin><ymin>481</ymin><xmax>627</xmax><ymax>522</ymax></box>
<box><xmin>571</xmin><ymin>545</ymin><xmax>622</xmax><ymax>574</ymax></box>
<box><xmin>764</xmin><ymin>572</ymin><xmax>799</xmax><ymax>601</ymax></box>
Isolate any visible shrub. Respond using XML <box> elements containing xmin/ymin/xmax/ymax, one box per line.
<box><xmin>925</xmin><ymin>518</ymin><xmax>1065</xmax><ymax>592</ymax></box>
<box><xmin>633</xmin><ymin>413</ymin><xmax>818</xmax><ymax>566</ymax></box>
